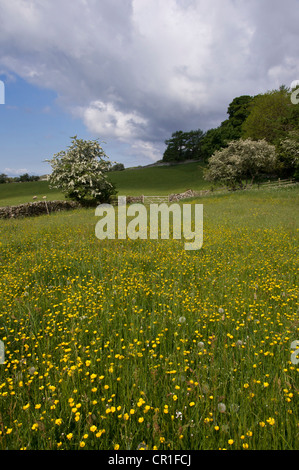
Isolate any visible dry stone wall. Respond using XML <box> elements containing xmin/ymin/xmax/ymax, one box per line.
<box><xmin>0</xmin><ymin>200</ymin><xmax>80</xmax><ymax>219</ymax></box>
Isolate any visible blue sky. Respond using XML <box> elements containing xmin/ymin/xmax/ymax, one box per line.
<box><xmin>0</xmin><ymin>0</ymin><xmax>299</xmax><ymax>176</ymax></box>
<box><xmin>0</xmin><ymin>75</ymin><xmax>90</xmax><ymax>176</ymax></box>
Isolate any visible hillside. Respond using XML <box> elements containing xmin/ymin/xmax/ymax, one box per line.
<box><xmin>0</xmin><ymin>161</ymin><xmax>211</xmax><ymax>206</ymax></box>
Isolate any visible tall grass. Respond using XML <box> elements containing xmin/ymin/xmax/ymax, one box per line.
<box><xmin>0</xmin><ymin>187</ymin><xmax>298</xmax><ymax>450</ymax></box>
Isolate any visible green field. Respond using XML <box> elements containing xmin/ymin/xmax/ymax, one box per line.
<box><xmin>0</xmin><ymin>181</ymin><xmax>298</xmax><ymax>450</ymax></box>
<box><xmin>0</xmin><ymin>162</ymin><xmax>212</xmax><ymax>207</ymax></box>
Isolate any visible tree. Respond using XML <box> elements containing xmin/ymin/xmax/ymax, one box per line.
<box><xmin>46</xmin><ymin>136</ymin><xmax>116</xmax><ymax>205</ymax></box>
<box><xmin>276</xmin><ymin>131</ymin><xmax>299</xmax><ymax>179</ymax></box>
<box><xmin>200</xmin><ymin>95</ymin><xmax>254</xmax><ymax>161</ymax></box>
<box><xmin>110</xmin><ymin>162</ymin><xmax>125</xmax><ymax>171</ymax></box>
<box><xmin>204</xmin><ymin>139</ymin><xmax>277</xmax><ymax>189</ymax></box>
<box><xmin>0</xmin><ymin>173</ymin><xmax>7</xmax><ymax>184</ymax></box>
<box><xmin>163</xmin><ymin>129</ymin><xmax>204</xmax><ymax>162</ymax></box>
<box><xmin>242</xmin><ymin>87</ymin><xmax>299</xmax><ymax>144</ymax></box>
<box><xmin>227</xmin><ymin>95</ymin><xmax>254</xmax><ymax>129</ymax></box>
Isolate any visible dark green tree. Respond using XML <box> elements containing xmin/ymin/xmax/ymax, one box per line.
<box><xmin>0</xmin><ymin>173</ymin><xmax>7</xmax><ymax>184</ymax></box>
<box><xmin>163</xmin><ymin>129</ymin><xmax>204</xmax><ymax>162</ymax></box>
<box><xmin>200</xmin><ymin>95</ymin><xmax>254</xmax><ymax>161</ymax></box>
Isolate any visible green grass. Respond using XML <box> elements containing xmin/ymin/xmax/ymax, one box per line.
<box><xmin>0</xmin><ymin>180</ymin><xmax>64</xmax><ymax>207</ymax></box>
<box><xmin>108</xmin><ymin>162</ymin><xmax>211</xmax><ymax>196</ymax></box>
<box><xmin>0</xmin><ymin>186</ymin><xmax>298</xmax><ymax>450</ymax></box>
<box><xmin>0</xmin><ymin>162</ymin><xmax>211</xmax><ymax>206</ymax></box>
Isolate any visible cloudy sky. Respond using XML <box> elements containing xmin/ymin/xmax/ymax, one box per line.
<box><xmin>0</xmin><ymin>0</ymin><xmax>299</xmax><ymax>175</ymax></box>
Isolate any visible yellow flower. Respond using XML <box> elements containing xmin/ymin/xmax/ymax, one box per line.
<box><xmin>114</xmin><ymin>444</ymin><xmax>120</xmax><ymax>450</ymax></box>
<box><xmin>55</xmin><ymin>419</ymin><xmax>62</xmax><ymax>426</ymax></box>
<box><xmin>266</xmin><ymin>417</ymin><xmax>275</xmax><ymax>426</ymax></box>
<box><xmin>90</xmin><ymin>425</ymin><xmax>97</xmax><ymax>432</ymax></box>
<box><xmin>243</xmin><ymin>443</ymin><xmax>249</xmax><ymax>449</ymax></box>
<box><xmin>138</xmin><ymin>417</ymin><xmax>144</xmax><ymax>423</ymax></box>
<box><xmin>79</xmin><ymin>441</ymin><xmax>85</xmax><ymax>448</ymax></box>
<box><xmin>67</xmin><ymin>433</ymin><xmax>73</xmax><ymax>440</ymax></box>
<box><xmin>228</xmin><ymin>439</ymin><xmax>234</xmax><ymax>445</ymax></box>
<box><xmin>189</xmin><ymin>402</ymin><xmax>195</xmax><ymax>407</ymax></box>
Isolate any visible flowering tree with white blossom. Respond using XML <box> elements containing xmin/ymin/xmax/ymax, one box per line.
<box><xmin>46</xmin><ymin>136</ymin><xmax>116</xmax><ymax>205</ymax></box>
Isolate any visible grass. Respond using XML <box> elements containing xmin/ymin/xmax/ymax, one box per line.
<box><xmin>0</xmin><ymin>180</ymin><xmax>64</xmax><ymax>207</ymax></box>
<box><xmin>0</xmin><ymin>162</ymin><xmax>211</xmax><ymax>206</ymax></box>
<box><xmin>0</xmin><ymin>185</ymin><xmax>298</xmax><ymax>450</ymax></box>
<box><xmin>108</xmin><ymin>162</ymin><xmax>211</xmax><ymax>196</ymax></box>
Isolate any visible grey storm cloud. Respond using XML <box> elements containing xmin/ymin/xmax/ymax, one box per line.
<box><xmin>0</xmin><ymin>0</ymin><xmax>299</xmax><ymax>162</ymax></box>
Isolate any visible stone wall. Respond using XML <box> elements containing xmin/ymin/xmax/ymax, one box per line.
<box><xmin>0</xmin><ymin>200</ymin><xmax>80</xmax><ymax>219</ymax></box>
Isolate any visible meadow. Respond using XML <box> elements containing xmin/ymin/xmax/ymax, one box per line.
<box><xmin>0</xmin><ymin>181</ymin><xmax>298</xmax><ymax>450</ymax></box>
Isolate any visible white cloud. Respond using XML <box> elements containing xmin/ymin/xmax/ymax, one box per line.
<box><xmin>4</xmin><ymin>167</ymin><xmax>28</xmax><ymax>175</ymax></box>
<box><xmin>0</xmin><ymin>0</ymin><xmax>299</xmax><ymax>163</ymax></box>
<box><xmin>75</xmin><ymin>100</ymin><xmax>148</xmax><ymax>141</ymax></box>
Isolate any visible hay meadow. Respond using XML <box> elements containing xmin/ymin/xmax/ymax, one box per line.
<box><xmin>0</xmin><ymin>184</ymin><xmax>298</xmax><ymax>450</ymax></box>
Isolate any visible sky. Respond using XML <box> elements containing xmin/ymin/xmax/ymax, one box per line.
<box><xmin>0</xmin><ymin>0</ymin><xmax>299</xmax><ymax>176</ymax></box>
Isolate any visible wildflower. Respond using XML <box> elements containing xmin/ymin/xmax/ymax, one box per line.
<box><xmin>137</xmin><ymin>442</ymin><xmax>148</xmax><ymax>450</ymax></box>
<box><xmin>79</xmin><ymin>441</ymin><xmax>85</xmax><ymax>448</ymax></box>
<box><xmin>31</xmin><ymin>423</ymin><xmax>39</xmax><ymax>431</ymax></box>
<box><xmin>114</xmin><ymin>444</ymin><xmax>120</xmax><ymax>450</ymax></box>
<box><xmin>138</xmin><ymin>417</ymin><xmax>144</xmax><ymax>423</ymax></box>
<box><xmin>218</xmin><ymin>403</ymin><xmax>226</xmax><ymax>413</ymax></box>
<box><xmin>66</xmin><ymin>433</ymin><xmax>73</xmax><ymax>440</ymax></box>
<box><xmin>55</xmin><ymin>419</ymin><xmax>62</xmax><ymax>426</ymax></box>
<box><xmin>266</xmin><ymin>417</ymin><xmax>275</xmax><ymax>426</ymax></box>
<box><xmin>228</xmin><ymin>439</ymin><xmax>234</xmax><ymax>445</ymax></box>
